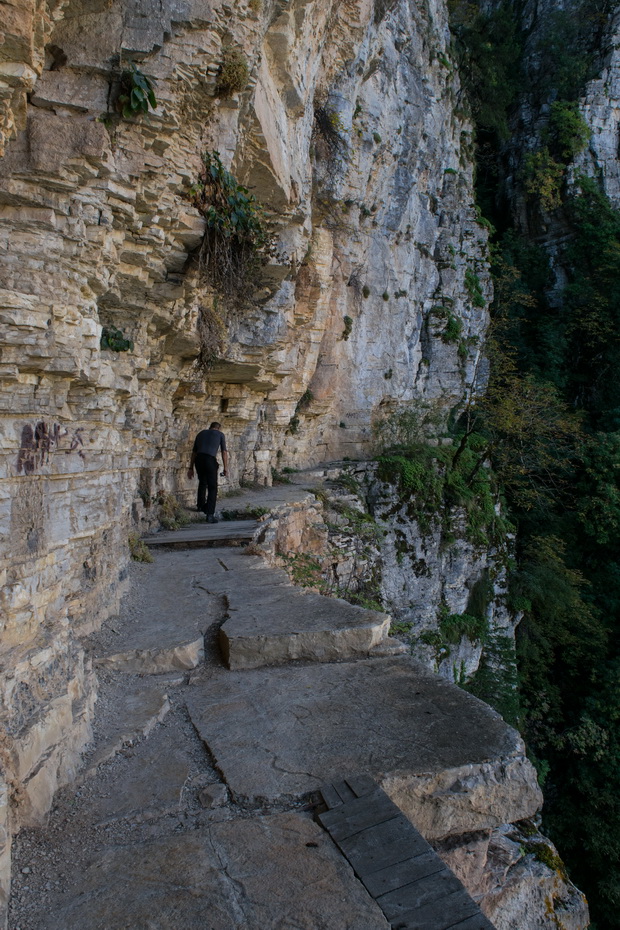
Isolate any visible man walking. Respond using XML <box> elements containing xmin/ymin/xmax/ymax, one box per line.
<box><xmin>187</xmin><ymin>421</ymin><xmax>229</xmax><ymax>523</ymax></box>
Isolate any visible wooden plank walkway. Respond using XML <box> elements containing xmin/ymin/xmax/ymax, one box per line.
<box><xmin>143</xmin><ymin>519</ymin><xmax>259</xmax><ymax>549</ymax></box>
<box><xmin>319</xmin><ymin>776</ymin><xmax>496</xmax><ymax>930</ymax></box>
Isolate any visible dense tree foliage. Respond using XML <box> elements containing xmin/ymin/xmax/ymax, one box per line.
<box><xmin>449</xmin><ymin>2</ymin><xmax>620</xmax><ymax>926</ymax></box>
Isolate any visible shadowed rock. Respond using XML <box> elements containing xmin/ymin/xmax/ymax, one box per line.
<box><xmin>186</xmin><ymin>656</ymin><xmax>542</xmax><ymax>840</ymax></box>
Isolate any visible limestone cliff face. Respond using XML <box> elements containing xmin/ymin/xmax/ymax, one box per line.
<box><xmin>0</xmin><ymin>0</ymin><xmax>490</xmax><ymax>851</ymax></box>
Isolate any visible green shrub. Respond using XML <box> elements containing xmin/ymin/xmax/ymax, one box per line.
<box><xmin>217</xmin><ymin>47</ymin><xmax>249</xmax><ymax>95</ymax></box>
<box><xmin>296</xmin><ymin>389</ymin><xmax>314</xmax><ymax>411</ymax></box>
<box><xmin>523</xmin><ymin>148</ymin><xmax>564</xmax><ymax>212</ymax></box>
<box><xmin>390</xmin><ymin>619</ymin><xmax>413</xmax><ymax>635</ymax></box>
<box><xmin>158</xmin><ymin>493</ymin><xmax>191</xmax><ymax>530</ymax></box>
<box><xmin>464</xmin><ymin>268</ymin><xmax>485</xmax><ymax>308</ymax></box>
<box><xmin>465</xmin><ymin>632</ymin><xmax>520</xmax><ymax>725</ymax></box>
<box><xmin>271</xmin><ymin>467</ymin><xmax>292</xmax><ymax>484</ymax></box>
<box><xmin>129</xmin><ymin>533</ymin><xmax>153</xmax><ymax>563</ymax></box>
<box><xmin>282</xmin><ymin>552</ymin><xmax>327</xmax><ymax>592</ymax></box>
<box><xmin>117</xmin><ymin>64</ymin><xmax>157</xmax><ymax>119</ymax></box>
<box><xmin>101</xmin><ymin>326</ymin><xmax>133</xmax><ymax>352</ymax></box>
<box><xmin>439</xmin><ymin>608</ymin><xmax>488</xmax><ymax>644</ymax></box>
<box><xmin>342</xmin><ymin>315</ymin><xmax>353</xmax><ymax>340</ymax></box>
<box><xmin>442</xmin><ymin>314</ymin><xmax>463</xmax><ymax>343</ymax></box>
<box><xmin>547</xmin><ymin>101</ymin><xmax>590</xmax><ymax>161</ymax></box>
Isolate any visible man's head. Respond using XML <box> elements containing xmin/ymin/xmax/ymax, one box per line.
<box><xmin>209</xmin><ymin>421</ymin><xmax>221</xmax><ymax>430</ymax></box>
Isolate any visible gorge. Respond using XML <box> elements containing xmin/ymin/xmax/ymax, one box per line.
<box><xmin>1</xmin><ymin>0</ymin><xmax>619</xmax><ymax>926</ymax></box>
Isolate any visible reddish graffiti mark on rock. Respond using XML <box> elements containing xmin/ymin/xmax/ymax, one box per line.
<box><xmin>17</xmin><ymin>421</ymin><xmax>86</xmax><ymax>474</ymax></box>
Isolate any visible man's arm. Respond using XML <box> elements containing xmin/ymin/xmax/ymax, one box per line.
<box><xmin>221</xmin><ymin>449</ymin><xmax>229</xmax><ymax>477</ymax></box>
<box><xmin>187</xmin><ymin>450</ymin><xmax>197</xmax><ymax>479</ymax></box>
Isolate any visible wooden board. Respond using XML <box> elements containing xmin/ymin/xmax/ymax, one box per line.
<box><xmin>319</xmin><ymin>777</ymin><xmax>496</xmax><ymax>930</ymax></box>
<box><xmin>319</xmin><ymin>790</ymin><xmax>406</xmax><ymax>841</ymax></box>
<box><xmin>361</xmin><ymin>853</ymin><xmax>447</xmax><ymax>899</ymax></box>
<box><xmin>388</xmin><ymin>891</ymin><xmax>480</xmax><ymax>930</ymax></box>
<box><xmin>144</xmin><ymin>520</ymin><xmax>259</xmax><ymax>548</ymax></box>
<box><xmin>376</xmin><ymin>869</ymin><xmax>465</xmax><ymax>919</ymax></box>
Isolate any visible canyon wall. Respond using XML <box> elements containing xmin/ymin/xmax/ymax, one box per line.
<box><xmin>2</xmin><ymin>0</ymin><xmax>614</xmax><ymax>924</ymax></box>
<box><xmin>0</xmin><ymin>0</ymin><xmax>490</xmax><ymax>862</ymax></box>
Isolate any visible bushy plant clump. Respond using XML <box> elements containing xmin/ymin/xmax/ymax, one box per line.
<box><xmin>216</xmin><ymin>47</ymin><xmax>249</xmax><ymax>96</ymax></box>
<box><xmin>101</xmin><ymin>326</ymin><xmax>133</xmax><ymax>352</ymax></box>
<box><xmin>377</xmin><ymin>423</ymin><xmax>507</xmax><ymax>547</ymax></box>
<box><xmin>313</xmin><ymin>105</ymin><xmax>346</xmax><ymax>158</ymax></box>
<box><xmin>190</xmin><ymin>151</ymin><xmax>276</xmax><ymax>308</ymax></box>
<box><xmin>158</xmin><ymin>493</ymin><xmax>191</xmax><ymax>531</ymax></box>
<box><xmin>439</xmin><ymin>609</ymin><xmax>488</xmax><ymax>644</ymax></box>
<box><xmin>117</xmin><ymin>64</ymin><xmax>157</xmax><ymax>119</ymax></box>
<box><xmin>128</xmin><ymin>533</ymin><xmax>153</xmax><ymax>563</ymax></box>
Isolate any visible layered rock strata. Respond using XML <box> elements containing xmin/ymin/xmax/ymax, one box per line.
<box><xmin>0</xmin><ymin>0</ymin><xmax>491</xmax><ymax>881</ymax></box>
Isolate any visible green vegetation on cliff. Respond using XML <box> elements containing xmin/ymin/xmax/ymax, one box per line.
<box><xmin>450</xmin><ymin>1</ymin><xmax>620</xmax><ymax>925</ymax></box>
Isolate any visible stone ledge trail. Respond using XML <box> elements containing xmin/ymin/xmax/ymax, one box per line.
<box><xmin>7</xmin><ymin>485</ymin><xmax>540</xmax><ymax>929</ymax></box>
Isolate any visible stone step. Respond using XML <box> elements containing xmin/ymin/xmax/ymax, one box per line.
<box><xmin>182</xmin><ymin>548</ymin><xmax>391</xmax><ymax>669</ymax></box>
<box><xmin>143</xmin><ymin>519</ymin><xmax>260</xmax><ymax>549</ymax></box>
<box><xmin>219</xmin><ymin>585</ymin><xmax>390</xmax><ymax>669</ymax></box>
<box><xmin>91</xmin><ymin>550</ymin><xmax>226</xmax><ymax>674</ymax></box>
<box><xmin>83</xmin><ymin>678</ymin><xmax>171</xmax><ymax>778</ymax></box>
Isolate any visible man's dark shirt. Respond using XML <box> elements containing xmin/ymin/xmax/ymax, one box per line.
<box><xmin>193</xmin><ymin>429</ymin><xmax>227</xmax><ymax>458</ymax></box>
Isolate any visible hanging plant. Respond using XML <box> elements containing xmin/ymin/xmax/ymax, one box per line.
<box><xmin>188</xmin><ymin>150</ymin><xmax>276</xmax><ymax>307</ymax></box>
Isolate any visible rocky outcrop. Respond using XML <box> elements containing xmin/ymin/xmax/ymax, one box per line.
<box><xmin>436</xmin><ymin>823</ymin><xmax>589</xmax><ymax>930</ymax></box>
<box><xmin>255</xmin><ymin>462</ymin><xmax>516</xmax><ymax>688</ymax></box>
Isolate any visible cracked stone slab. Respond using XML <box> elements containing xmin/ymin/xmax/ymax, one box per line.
<box><xmin>93</xmin><ymin>550</ymin><xmax>225</xmax><ymax>673</ymax></box>
<box><xmin>28</xmin><ymin>812</ymin><xmax>389</xmax><ymax>929</ymax></box>
<box><xmin>85</xmin><ymin>722</ymin><xmax>196</xmax><ymax>826</ymax></box>
<box><xmin>186</xmin><ymin>657</ymin><xmax>542</xmax><ymax>840</ymax></box>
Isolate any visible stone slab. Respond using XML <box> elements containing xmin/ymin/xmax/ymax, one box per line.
<box><xmin>220</xmin><ymin>585</ymin><xmax>390</xmax><ymax>669</ymax></box>
<box><xmin>193</xmin><ymin>548</ymin><xmax>292</xmax><ymax>594</ymax></box>
<box><xmin>84</xmin><ymin>682</ymin><xmax>170</xmax><ymax>776</ymax></box>
<box><xmin>28</xmin><ymin>812</ymin><xmax>389</xmax><ymax>929</ymax></box>
<box><xmin>85</xmin><ymin>722</ymin><xmax>195</xmax><ymax>826</ymax></box>
<box><xmin>186</xmin><ymin>657</ymin><xmax>542</xmax><ymax>839</ymax></box>
<box><xmin>93</xmin><ymin>550</ymin><xmax>226</xmax><ymax>673</ymax></box>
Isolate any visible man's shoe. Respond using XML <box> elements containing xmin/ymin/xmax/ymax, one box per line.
<box><xmin>206</xmin><ymin>515</ymin><xmax>219</xmax><ymax>524</ymax></box>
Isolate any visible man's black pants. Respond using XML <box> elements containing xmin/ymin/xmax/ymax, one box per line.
<box><xmin>195</xmin><ymin>453</ymin><xmax>219</xmax><ymax>516</ymax></box>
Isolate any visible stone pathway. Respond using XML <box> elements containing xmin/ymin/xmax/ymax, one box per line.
<box><xmin>7</xmin><ymin>482</ymin><xmax>541</xmax><ymax>930</ymax></box>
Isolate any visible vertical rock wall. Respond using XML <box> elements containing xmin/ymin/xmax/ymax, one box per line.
<box><xmin>0</xmin><ymin>0</ymin><xmax>491</xmax><ymax>914</ymax></box>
